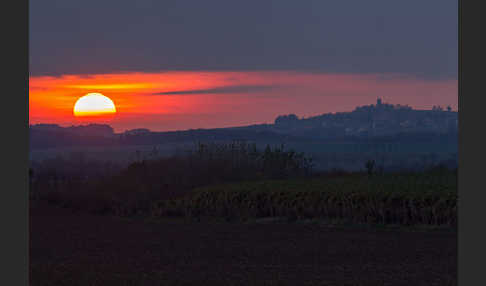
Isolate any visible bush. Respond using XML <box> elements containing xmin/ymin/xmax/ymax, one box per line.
<box><xmin>30</xmin><ymin>141</ymin><xmax>313</xmax><ymax>216</ymax></box>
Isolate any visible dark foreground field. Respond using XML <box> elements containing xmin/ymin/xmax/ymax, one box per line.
<box><xmin>30</xmin><ymin>202</ymin><xmax>456</xmax><ymax>286</ymax></box>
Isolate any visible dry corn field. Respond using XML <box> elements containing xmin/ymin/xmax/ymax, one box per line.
<box><xmin>153</xmin><ymin>172</ymin><xmax>457</xmax><ymax>226</ymax></box>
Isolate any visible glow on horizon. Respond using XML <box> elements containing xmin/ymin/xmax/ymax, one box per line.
<box><xmin>29</xmin><ymin>71</ymin><xmax>458</xmax><ymax>132</ymax></box>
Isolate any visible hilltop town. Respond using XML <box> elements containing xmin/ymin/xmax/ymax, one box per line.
<box><xmin>29</xmin><ymin>99</ymin><xmax>458</xmax><ymax>150</ymax></box>
<box><xmin>237</xmin><ymin>98</ymin><xmax>458</xmax><ymax>138</ymax></box>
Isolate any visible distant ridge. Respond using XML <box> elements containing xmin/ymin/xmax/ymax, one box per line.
<box><xmin>29</xmin><ymin>99</ymin><xmax>457</xmax><ymax>150</ymax></box>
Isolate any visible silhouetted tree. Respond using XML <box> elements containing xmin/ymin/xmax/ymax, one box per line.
<box><xmin>365</xmin><ymin>159</ymin><xmax>376</xmax><ymax>176</ymax></box>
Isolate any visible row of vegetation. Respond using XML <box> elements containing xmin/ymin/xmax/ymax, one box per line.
<box><xmin>30</xmin><ymin>141</ymin><xmax>457</xmax><ymax>227</ymax></box>
<box><xmin>152</xmin><ymin>170</ymin><xmax>457</xmax><ymax>226</ymax></box>
<box><xmin>30</xmin><ymin>142</ymin><xmax>313</xmax><ymax>214</ymax></box>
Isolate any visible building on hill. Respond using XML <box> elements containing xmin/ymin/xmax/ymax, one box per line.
<box><xmin>123</xmin><ymin>128</ymin><xmax>151</xmax><ymax>136</ymax></box>
<box><xmin>274</xmin><ymin>114</ymin><xmax>299</xmax><ymax>129</ymax></box>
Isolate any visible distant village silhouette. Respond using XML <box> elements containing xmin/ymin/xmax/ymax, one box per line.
<box><xmin>30</xmin><ymin>98</ymin><xmax>457</xmax><ymax>140</ymax></box>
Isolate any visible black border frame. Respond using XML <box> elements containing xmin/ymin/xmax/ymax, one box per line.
<box><xmin>4</xmin><ymin>0</ymin><xmax>29</xmax><ymax>285</ymax></box>
<box><xmin>4</xmin><ymin>0</ymin><xmax>481</xmax><ymax>285</ymax></box>
<box><xmin>458</xmin><ymin>0</ymin><xmax>484</xmax><ymax>285</ymax></box>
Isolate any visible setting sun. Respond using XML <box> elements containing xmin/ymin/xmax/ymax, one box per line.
<box><xmin>73</xmin><ymin>93</ymin><xmax>116</xmax><ymax>117</ymax></box>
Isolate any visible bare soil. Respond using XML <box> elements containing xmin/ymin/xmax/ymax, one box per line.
<box><xmin>30</xmin><ymin>202</ymin><xmax>456</xmax><ymax>286</ymax></box>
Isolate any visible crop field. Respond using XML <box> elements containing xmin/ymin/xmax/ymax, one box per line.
<box><xmin>29</xmin><ymin>144</ymin><xmax>457</xmax><ymax>285</ymax></box>
<box><xmin>153</xmin><ymin>171</ymin><xmax>457</xmax><ymax>226</ymax></box>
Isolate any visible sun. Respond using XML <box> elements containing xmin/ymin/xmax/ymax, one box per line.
<box><xmin>73</xmin><ymin>93</ymin><xmax>117</xmax><ymax>117</ymax></box>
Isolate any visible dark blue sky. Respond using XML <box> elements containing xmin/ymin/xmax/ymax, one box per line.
<box><xmin>30</xmin><ymin>0</ymin><xmax>457</xmax><ymax>79</ymax></box>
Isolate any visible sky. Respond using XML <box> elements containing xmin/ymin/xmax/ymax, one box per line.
<box><xmin>29</xmin><ymin>0</ymin><xmax>458</xmax><ymax>132</ymax></box>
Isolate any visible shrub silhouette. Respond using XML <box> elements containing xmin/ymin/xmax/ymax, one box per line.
<box><xmin>365</xmin><ymin>159</ymin><xmax>376</xmax><ymax>176</ymax></box>
<box><xmin>30</xmin><ymin>141</ymin><xmax>313</xmax><ymax>215</ymax></box>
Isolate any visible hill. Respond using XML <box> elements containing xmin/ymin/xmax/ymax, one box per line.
<box><xmin>29</xmin><ymin>99</ymin><xmax>457</xmax><ymax>171</ymax></box>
